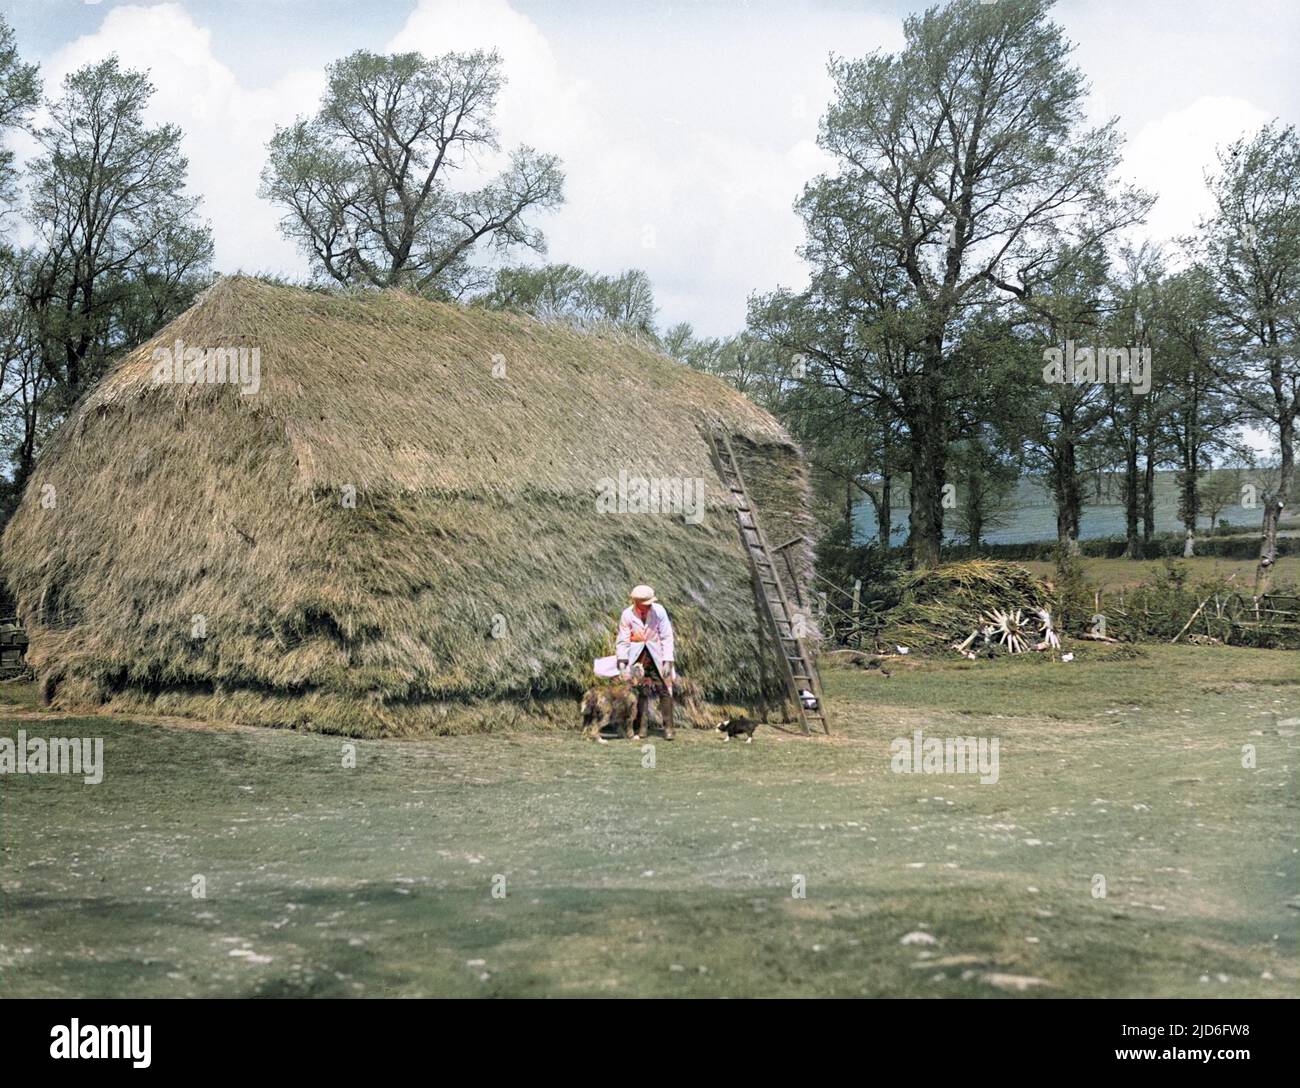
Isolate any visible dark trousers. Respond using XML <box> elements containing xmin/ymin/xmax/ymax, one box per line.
<box><xmin>634</xmin><ymin>687</ymin><xmax>675</xmax><ymax>736</ymax></box>
<box><xmin>632</xmin><ymin>654</ymin><xmax>674</xmax><ymax>736</ymax></box>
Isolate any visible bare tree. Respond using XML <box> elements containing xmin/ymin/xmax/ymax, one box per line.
<box><xmin>262</xmin><ymin>49</ymin><xmax>564</xmax><ymax>297</ymax></box>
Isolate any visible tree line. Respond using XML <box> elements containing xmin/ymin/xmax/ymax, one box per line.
<box><xmin>739</xmin><ymin>0</ymin><xmax>1297</xmax><ymax>594</ymax></box>
<box><xmin>1</xmin><ymin>1</ymin><xmax>1296</xmax><ymax>595</ymax></box>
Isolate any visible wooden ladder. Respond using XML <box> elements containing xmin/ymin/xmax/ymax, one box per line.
<box><xmin>703</xmin><ymin>421</ymin><xmax>830</xmax><ymax>736</ymax></box>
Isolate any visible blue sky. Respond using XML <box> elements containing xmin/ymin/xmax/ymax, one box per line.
<box><xmin>4</xmin><ymin>0</ymin><xmax>1298</xmax><ymax>338</ymax></box>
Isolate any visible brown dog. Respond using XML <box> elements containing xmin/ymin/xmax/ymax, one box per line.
<box><xmin>583</xmin><ymin>669</ymin><xmax>709</xmax><ymax>741</ymax></box>
<box><xmin>581</xmin><ymin>681</ymin><xmax>638</xmax><ymax>742</ymax></box>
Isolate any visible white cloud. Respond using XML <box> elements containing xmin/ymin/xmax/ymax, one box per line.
<box><xmin>20</xmin><ymin>0</ymin><xmax>1288</xmax><ymax>339</ymax></box>
<box><xmin>1121</xmin><ymin>95</ymin><xmax>1273</xmax><ymax>250</ymax></box>
<box><xmin>43</xmin><ymin>2</ymin><xmax>323</xmax><ymax>278</ymax></box>
<box><xmin>383</xmin><ymin>0</ymin><xmax>897</xmax><ymax>332</ymax></box>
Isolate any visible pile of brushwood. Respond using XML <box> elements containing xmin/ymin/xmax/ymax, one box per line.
<box><xmin>874</xmin><ymin>559</ymin><xmax>1059</xmax><ymax>655</ymax></box>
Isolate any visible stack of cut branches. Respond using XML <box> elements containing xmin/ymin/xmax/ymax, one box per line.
<box><xmin>877</xmin><ymin>560</ymin><xmax>1053</xmax><ymax>652</ymax></box>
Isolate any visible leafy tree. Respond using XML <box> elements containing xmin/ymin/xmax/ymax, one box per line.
<box><xmin>1198</xmin><ymin>469</ymin><xmax>1241</xmax><ymax>531</ymax></box>
<box><xmin>0</xmin><ymin>57</ymin><xmax>212</xmax><ymax>506</ymax></box>
<box><xmin>0</xmin><ymin>14</ymin><xmax>38</xmax><ymax>211</ymax></box>
<box><xmin>942</xmin><ymin>317</ymin><xmax>1030</xmax><ymax>549</ymax></box>
<box><xmin>1156</xmin><ymin>265</ymin><xmax>1238</xmax><ymax>550</ymax></box>
<box><xmin>658</xmin><ymin>321</ymin><xmax>697</xmax><ymax>361</ymax></box>
<box><xmin>262</xmin><ymin>50</ymin><xmax>564</xmax><ymax>297</ymax></box>
<box><xmin>1100</xmin><ymin>245</ymin><xmax>1165</xmax><ymax>557</ymax></box>
<box><xmin>25</xmin><ymin>57</ymin><xmax>213</xmax><ymax>405</ymax></box>
<box><xmin>0</xmin><ymin>16</ymin><xmax>40</xmax><ymax>516</ymax></box>
<box><xmin>1013</xmin><ymin>245</ymin><xmax>1111</xmax><ymax>554</ymax></box>
<box><xmin>478</xmin><ymin>263</ymin><xmax>654</xmax><ymax>332</ymax></box>
<box><xmin>949</xmin><ymin>432</ymin><xmax>1017</xmax><ymax>548</ymax></box>
<box><xmin>784</xmin><ymin>0</ymin><xmax>1150</xmax><ymax>566</ymax></box>
<box><xmin>1197</xmin><ymin>123</ymin><xmax>1300</xmax><ymax>592</ymax></box>
<box><xmin>690</xmin><ymin>331</ymin><xmax>795</xmax><ymax>411</ymax></box>
<box><xmin>0</xmin><ymin>249</ymin><xmax>51</xmax><ymax>519</ymax></box>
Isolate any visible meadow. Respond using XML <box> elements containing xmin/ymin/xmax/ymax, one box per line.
<box><xmin>1</xmin><ymin>643</ymin><xmax>1295</xmax><ymax>998</ymax></box>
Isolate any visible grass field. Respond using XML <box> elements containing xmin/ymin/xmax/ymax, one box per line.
<box><xmin>1</xmin><ymin>644</ymin><xmax>1297</xmax><ymax>997</ymax></box>
<box><xmin>1022</xmin><ymin>554</ymin><xmax>1300</xmax><ymax>592</ymax></box>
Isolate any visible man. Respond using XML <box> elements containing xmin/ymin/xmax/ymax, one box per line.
<box><xmin>616</xmin><ymin>584</ymin><xmax>675</xmax><ymax>741</ymax></box>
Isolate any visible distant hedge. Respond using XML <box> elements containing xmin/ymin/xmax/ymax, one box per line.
<box><xmin>939</xmin><ymin>533</ymin><xmax>1299</xmax><ymax>562</ymax></box>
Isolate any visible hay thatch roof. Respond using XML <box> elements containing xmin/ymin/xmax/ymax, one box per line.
<box><xmin>2</xmin><ymin>276</ymin><xmax>814</xmax><ymax>735</ymax></box>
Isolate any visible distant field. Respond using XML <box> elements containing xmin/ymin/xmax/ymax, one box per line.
<box><xmin>1021</xmin><ymin>555</ymin><xmax>1300</xmax><ymax>592</ymax></box>
<box><xmin>2</xmin><ymin>644</ymin><xmax>1296</xmax><ymax>998</ymax></box>
<box><xmin>854</xmin><ymin>469</ymin><xmax>1284</xmax><ymax>546</ymax></box>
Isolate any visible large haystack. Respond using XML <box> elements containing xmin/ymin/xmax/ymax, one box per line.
<box><xmin>2</xmin><ymin>277</ymin><xmax>814</xmax><ymax>736</ymax></box>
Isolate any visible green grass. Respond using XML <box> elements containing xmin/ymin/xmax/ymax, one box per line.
<box><xmin>1</xmin><ymin>644</ymin><xmax>1296</xmax><ymax>997</ymax></box>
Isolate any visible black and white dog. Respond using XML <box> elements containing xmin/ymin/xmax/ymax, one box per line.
<box><xmin>716</xmin><ymin>716</ymin><xmax>759</xmax><ymax>743</ymax></box>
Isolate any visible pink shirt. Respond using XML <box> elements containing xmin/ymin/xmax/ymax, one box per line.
<box><xmin>616</xmin><ymin>603</ymin><xmax>675</xmax><ymax>672</ymax></box>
